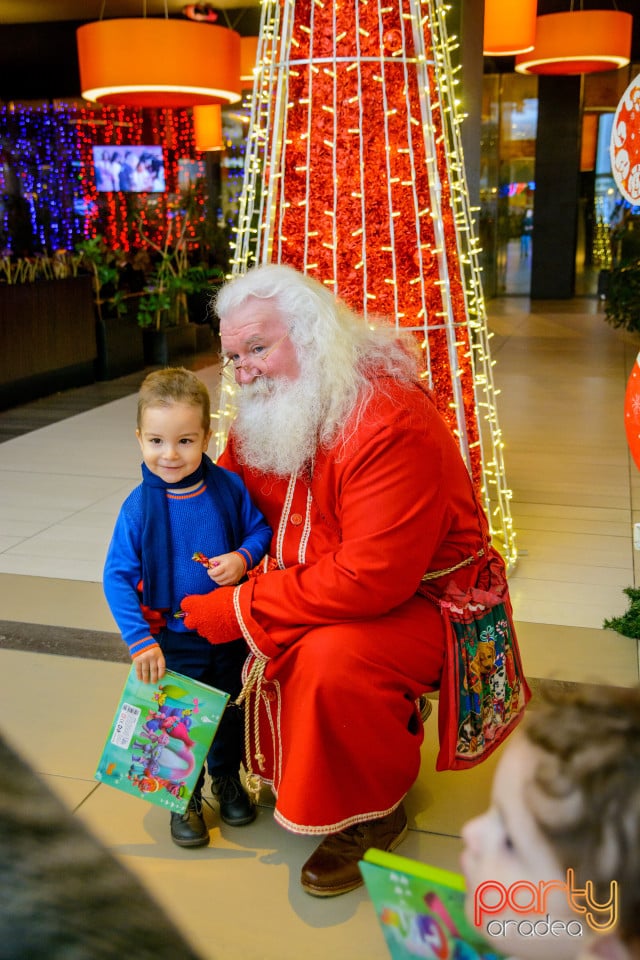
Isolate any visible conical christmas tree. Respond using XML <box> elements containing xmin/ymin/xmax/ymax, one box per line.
<box><xmin>215</xmin><ymin>0</ymin><xmax>516</xmax><ymax>568</ymax></box>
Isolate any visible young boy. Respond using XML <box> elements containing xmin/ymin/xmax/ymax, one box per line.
<box><xmin>460</xmin><ymin>684</ymin><xmax>640</xmax><ymax>960</ymax></box>
<box><xmin>103</xmin><ymin>367</ymin><xmax>272</xmax><ymax>849</ymax></box>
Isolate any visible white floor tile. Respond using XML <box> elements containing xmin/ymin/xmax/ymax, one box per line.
<box><xmin>0</xmin><ymin>554</ymin><xmax>105</xmax><ymax>581</ymax></box>
<box><xmin>510</xmin><ymin>558</ymin><xmax>629</xmax><ymax>587</ymax></box>
<box><xmin>0</xmin><ymin>535</ymin><xmax>22</xmax><ymax>552</ymax></box>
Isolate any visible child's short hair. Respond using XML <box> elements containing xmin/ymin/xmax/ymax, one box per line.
<box><xmin>524</xmin><ymin>684</ymin><xmax>640</xmax><ymax>946</ymax></box>
<box><xmin>137</xmin><ymin>367</ymin><xmax>211</xmax><ymax>432</ymax></box>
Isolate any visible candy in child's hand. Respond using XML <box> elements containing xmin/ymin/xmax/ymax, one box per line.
<box><xmin>192</xmin><ymin>552</ymin><xmax>210</xmax><ymax>566</ymax></box>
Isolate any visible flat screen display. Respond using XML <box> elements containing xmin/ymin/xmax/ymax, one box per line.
<box><xmin>92</xmin><ymin>145</ymin><xmax>166</xmax><ymax>193</ymax></box>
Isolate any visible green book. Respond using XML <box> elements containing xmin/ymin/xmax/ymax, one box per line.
<box><xmin>360</xmin><ymin>848</ymin><xmax>506</xmax><ymax>960</ymax></box>
<box><xmin>95</xmin><ymin>665</ymin><xmax>229</xmax><ymax>814</ymax></box>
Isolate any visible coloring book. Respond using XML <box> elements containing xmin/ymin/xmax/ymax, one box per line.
<box><xmin>360</xmin><ymin>848</ymin><xmax>507</xmax><ymax>960</ymax></box>
<box><xmin>95</xmin><ymin>665</ymin><xmax>229</xmax><ymax>814</ymax></box>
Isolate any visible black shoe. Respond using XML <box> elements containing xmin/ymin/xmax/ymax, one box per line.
<box><xmin>170</xmin><ymin>791</ymin><xmax>209</xmax><ymax>848</ymax></box>
<box><xmin>211</xmin><ymin>773</ymin><xmax>256</xmax><ymax>826</ymax></box>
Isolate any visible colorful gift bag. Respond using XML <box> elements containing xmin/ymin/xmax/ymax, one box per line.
<box><xmin>434</xmin><ymin>576</ymin><xmax>531</xmax><ymax>772</ymax></box>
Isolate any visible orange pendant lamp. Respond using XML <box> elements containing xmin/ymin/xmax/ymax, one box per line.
<box><xmin>483</xmin><ymin>0</ymin><xmax>537</xmax><ymax>57</ymax></box>
<box><xmin>193</xmin><ymin>104</ymin><xmax>224</xmax><ymax>152</ymax></box>
<box><xmin>240</xmin><ymin>36</ymin><xmax>259</xmax><ymax>89</ymax></box>
<box><xmin>77</xmin><ymin>18</ymin><xmax>242</xmax><ymax>108</ymax></box>
<box><xmin>515</xmin><ymin>8</ymin><xmax>633</xmax><ymax>75</ymax></box>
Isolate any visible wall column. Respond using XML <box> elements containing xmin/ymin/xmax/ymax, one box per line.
<box><xmin>530</xmin><ymin>74</ymin><xmax>582</xmax><ymax>299</ymax></box>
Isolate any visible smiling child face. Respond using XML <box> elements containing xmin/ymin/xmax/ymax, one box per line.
<box><xmin>136</xmin><ymin>401</ymin><xmax>211</xmax><ymax>487</ymax></box>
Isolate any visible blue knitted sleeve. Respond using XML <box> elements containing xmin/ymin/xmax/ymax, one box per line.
<box><xmin>102</xmin><ymin>487</ymin><xmax>159</xmax><ymax>657</ymax></box>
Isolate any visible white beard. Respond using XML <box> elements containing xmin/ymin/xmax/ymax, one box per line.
<box><xmin>232</xmin><ymin>368</ymin><xmax>328</xmax><ymax>476</ymax></box>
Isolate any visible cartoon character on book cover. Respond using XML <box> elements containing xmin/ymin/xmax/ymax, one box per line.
<box><xmin>360</xmin><ymin>851</ymin><xmax>506</xmax><ymax>960</ymax></box>
<box><xmin>377</xmin><ymin>887</ymin><xmax>501</xmax><ymax>959</ymax></box>
<box><xmin>95</xmin><ymin>668</ymin><xmax>228</xmax><ymax>813</ymax></box>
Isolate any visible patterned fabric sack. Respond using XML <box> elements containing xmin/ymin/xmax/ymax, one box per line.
<box><xmin>434</xmin><ymin>574</ymin><xmax>531</xmax><ymax>772</ymax></box>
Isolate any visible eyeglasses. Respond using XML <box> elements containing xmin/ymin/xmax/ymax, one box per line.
<box><xmin>221</xmin><ymin>332</ymin><xmax>289</xmax><ymax>373</ymax></box>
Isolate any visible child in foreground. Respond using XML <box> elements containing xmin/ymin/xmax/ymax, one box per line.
<box><xmin>460</xmin><ymin>684</ymin><xmax>640</xmax><ymax>960</ymax></box>
<box><xmin>103</xmin><ymin>367</ymin><xmax>272</xmax><ymax>849</ymax></box>
<box><xmin>0</xmin><ymin>733</ymin><xmax>205</xmax><ymax>959</ymax></box>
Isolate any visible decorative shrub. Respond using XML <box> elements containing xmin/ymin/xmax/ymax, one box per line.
<box><xmin>603</xmin><ymin>586</ymin><xmax>640</xmax><ymax>639</ymax></box>
<box><xmin>604</xmin><ymin>260</ymin><xmax>640</xmax><ymax>335</ymax></box>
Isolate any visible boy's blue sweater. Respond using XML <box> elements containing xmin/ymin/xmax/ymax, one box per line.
<box><xmin>103</xmin><ymin>465</ymin><xmax>272</xmax><ymax>657</ymax></box>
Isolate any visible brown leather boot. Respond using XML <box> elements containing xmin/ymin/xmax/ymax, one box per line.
<box><xmin>300</xmin><ymin>803</ymin><xmax>408</xmax><ymax>897</ymax></box>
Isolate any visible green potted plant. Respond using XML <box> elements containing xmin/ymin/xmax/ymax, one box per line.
<box><xmin>602</xmin><ymin>213</ymin><xmax>640</xmax><ymax>334</ymax></box>
<box><xmin>75</xmin><ymin>236</ymin><xmax>146</xmax><ymax>380</ymax></box>
<box><xmin>75</xmin><ymin>236</ymin><xmax>127</xmax><ymax>321</ymax></box>
<box><xmin>603</xmin><ymin>258</ymin><xmax>640</xmax><ymax>335</ymax></box>
<box><xmin>135</xmin><ymin>216</ymin><xmax>223</xmax><ymax>365</ymax></box>
<box><xmin>178</xmin><ymin>180</ymin><xmax>230</xmax><ymax>334</ymax></box>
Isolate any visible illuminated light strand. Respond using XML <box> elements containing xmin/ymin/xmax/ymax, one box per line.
<box><xmin>225</xmin><ymin>0</ymin><xmax>516</xmax><ymax>569</ymax></box>
<box><xmin>429</xmin><ymin>0</ymin><xmax>515</xmax><ymax>566</ymax></box>
<box><xmin>0</xmin><ymin>101</ymin><xmax>209</xmax><ymax>255</ymax></box>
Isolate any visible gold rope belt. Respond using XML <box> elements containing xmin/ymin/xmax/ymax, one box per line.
<box><xmin>421</xmin><ymin>548</ymin><xmax>485</xmax><ymax>582</ymax></box>
<box><xmin>235</xmin><ymin>657</ymin><xmax>267</xmax><ymax>802</ymax></box>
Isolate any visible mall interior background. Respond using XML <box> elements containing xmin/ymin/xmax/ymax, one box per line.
<box><xmin>0</xmin><ymin>1</ymin><xmax>639</xmax><ymax>305</ymax></box>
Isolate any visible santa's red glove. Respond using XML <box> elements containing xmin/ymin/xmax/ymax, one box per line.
<box><xmin>136</xmin><ymin>580</ymin><xmax>167</xmax><ymax>635</ymax></box>
<box><xmin>247</xmin><ymin>555</ymin><xmax>279</xmax><ymax>581</ymax></box>
<box><xmin>180</xmin><ymin>587</ymin><xmax>242</xmax><ymax>645</ymax></box>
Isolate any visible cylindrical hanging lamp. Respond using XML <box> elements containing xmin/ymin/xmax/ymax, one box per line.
<box><xmin>483</xmin><ymin>0</ymin><xmax>537</xmax><ymax>57</ymax></box>
<box><xmin>193</xmin><ymin>104</ymin><xmax>224</xmax><ymax>151</ymax></box>
<box><xmin>240</xmin><ymin>36</ymin><xmax>259</xmax><ymax>89</ymax></box>
<box><xmin>515</xmin><ymin>10</ymin><xmax>632</xmax><ymax>75</ymax></box>
<box><xmin>76</xmin><ymin>19</ymin><xmax>242</xmax><ymax>107</ymax></box>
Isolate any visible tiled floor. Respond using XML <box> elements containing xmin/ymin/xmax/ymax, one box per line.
<box><xmin>1</xmin><ymin>293</ymin><xmax>639</xmax><ymax>960</ymax></box>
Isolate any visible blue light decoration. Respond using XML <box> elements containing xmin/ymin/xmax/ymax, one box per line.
<box><xmin>0</xmin><ymin>99</ymin><xmax>248</xmax><ymax>257</ymax></box>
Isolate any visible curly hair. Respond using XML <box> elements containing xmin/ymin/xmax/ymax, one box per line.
<box><xmin>524</xmin><ymin>684</ymin><xmax>640</xmax><ymax>947</ymax></box>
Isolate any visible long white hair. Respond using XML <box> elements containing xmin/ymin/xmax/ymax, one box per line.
<box><xmin>214</xmin><ymin>263</ymin><xmax>420</xmax><ymax>449</ymax></box>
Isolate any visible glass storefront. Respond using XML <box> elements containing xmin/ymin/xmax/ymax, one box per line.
<box><xmin>479</xmin><ymin>73</ymin><xmax>538</xmax><ymax>299</ymax></box>
<box><xmin>479</xmin><ymin>65</ymin><xmax>638</xmax><ymax>300</ymax></box>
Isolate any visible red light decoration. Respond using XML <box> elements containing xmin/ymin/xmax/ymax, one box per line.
<box><xmin>226</xmin><ymin>0</ymin><xmax>518</xmax><ymax>567</ymax></box>
<box><xmin>240</xmin><ymin>4</ymin><xmax>477</xmax><ymax>474</ymax></box>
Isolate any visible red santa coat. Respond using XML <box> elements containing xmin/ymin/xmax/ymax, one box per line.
<box><xmin>218</xmin><ymin>375</ymin><xmax>503</xmax><ymax>835</ymax></box>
